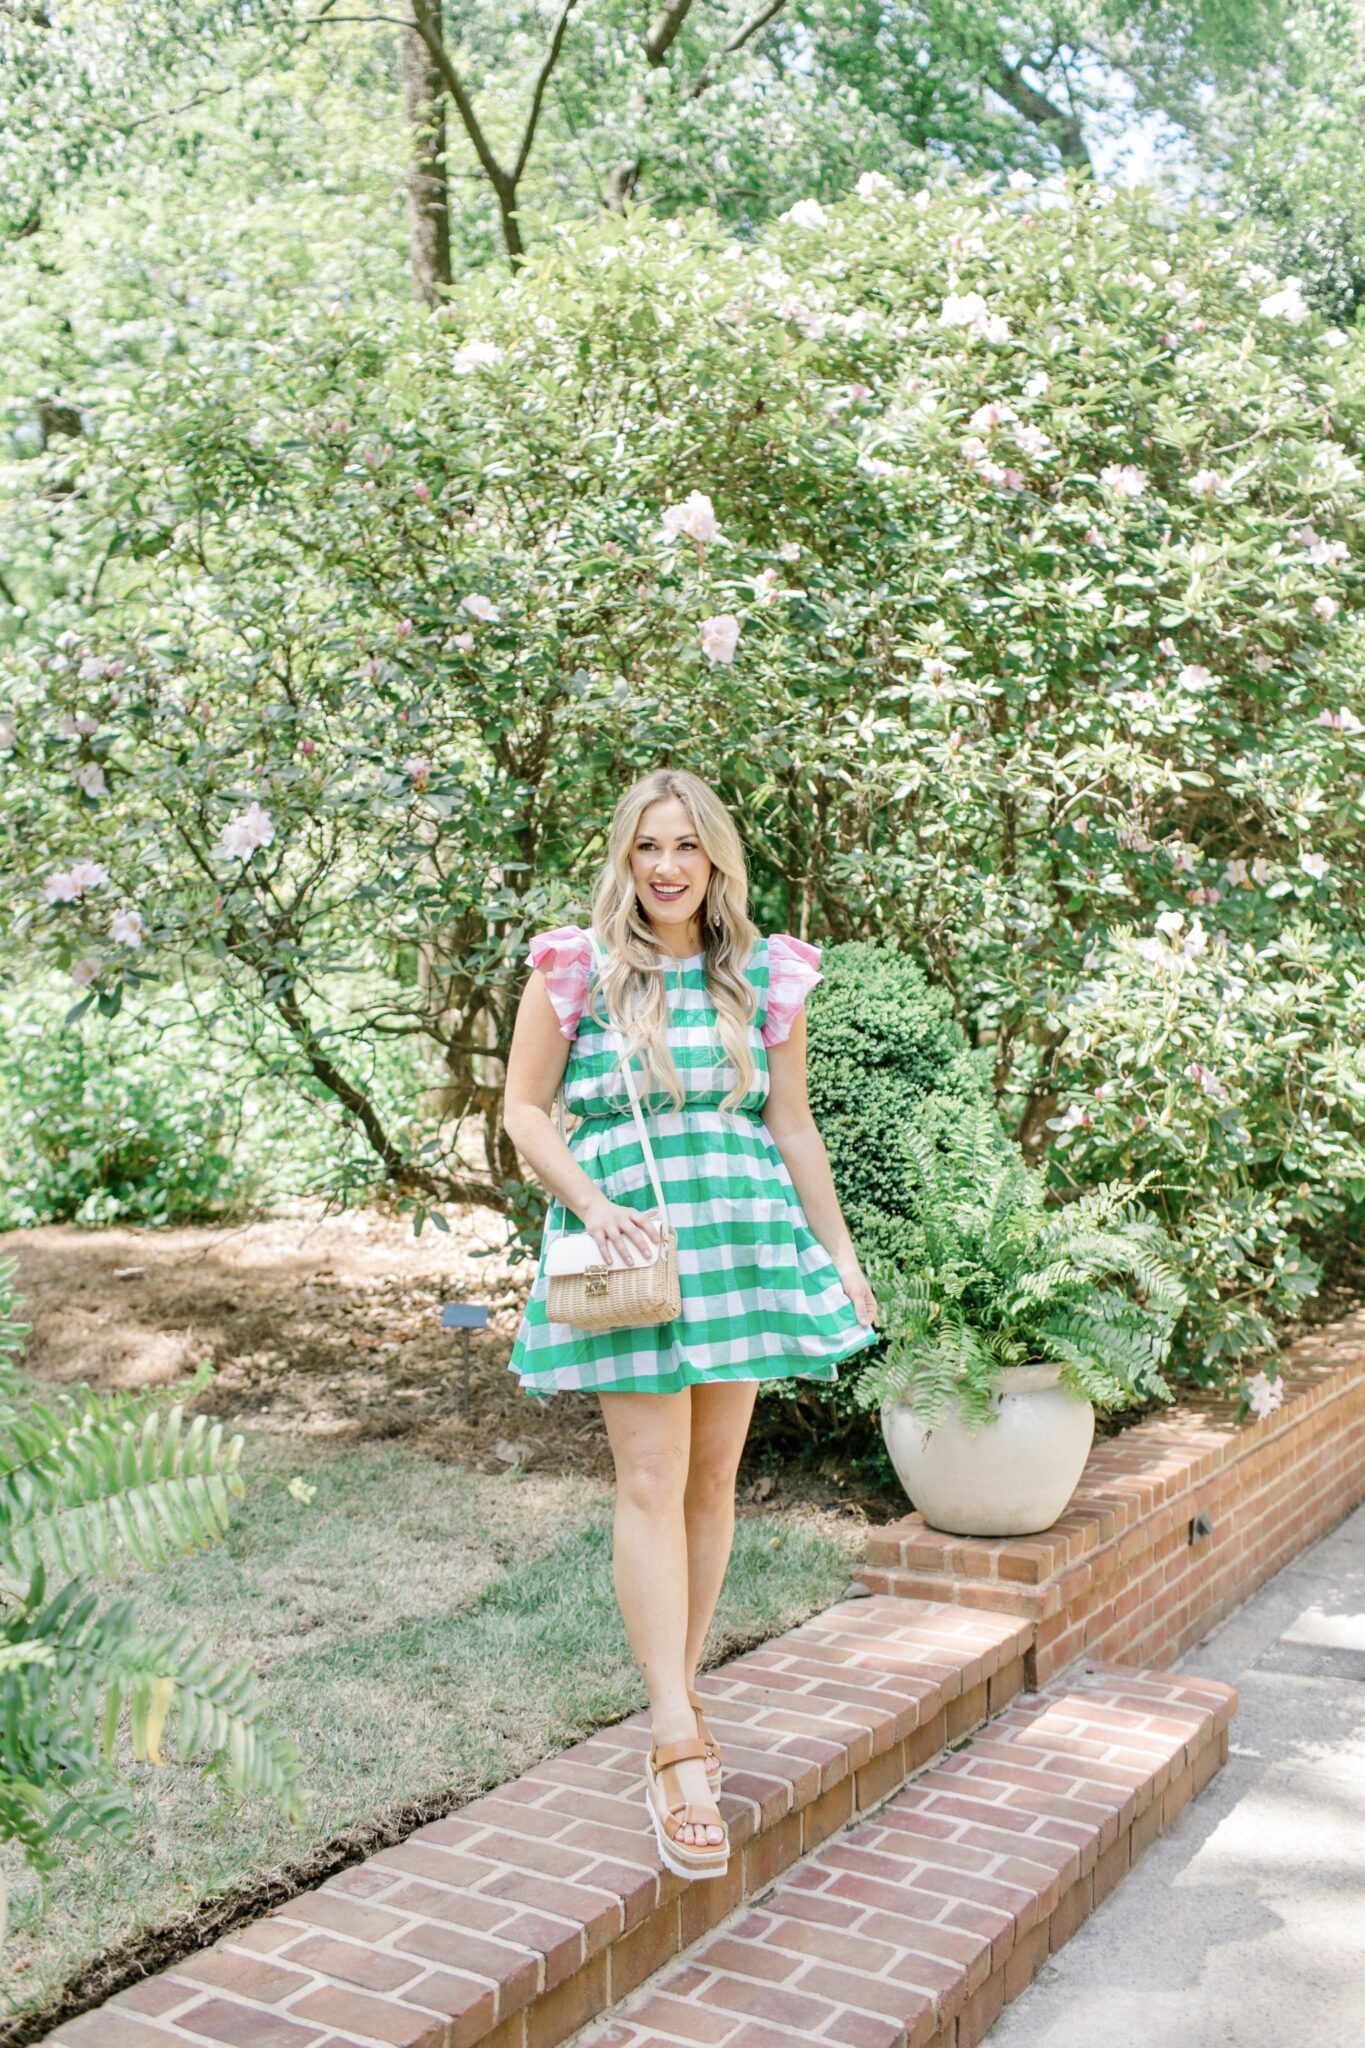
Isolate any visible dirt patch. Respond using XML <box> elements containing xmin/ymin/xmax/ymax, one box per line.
<box><xmin>0</xmin><ymin>1197</ymin><xmax>897</xmax><ymax>1517</ymax></box>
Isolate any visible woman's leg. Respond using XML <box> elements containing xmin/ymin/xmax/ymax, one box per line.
<box><xmin>682</xmin><ymin>1380</ymin><xmax>760</xmax><ymax>1687</ymax></box>
<box><xmin>598</xmin><ymin>1389</ymin><xmax>723</xmax><ymax>1847</ymax></box>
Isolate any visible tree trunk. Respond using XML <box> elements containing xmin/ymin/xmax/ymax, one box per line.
<box><xmin>403</xmin><ymin>1</ymin><xmax>452</xmax><ymax>307</ymax></box>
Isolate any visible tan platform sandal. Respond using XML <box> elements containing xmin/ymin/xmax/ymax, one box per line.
<box><xmin>689</xmin><ymin>1687</ymin><xmax>723</xmax><ymax>1790</ymax></box>
<box><xmin>644</xmin><ymin>1737</ymin><xmax>730</xmax><ymax>1882</ymax></box>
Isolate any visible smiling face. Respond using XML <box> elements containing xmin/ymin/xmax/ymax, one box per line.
<box><xmin>630</xmin><ymin>795</ymin><xmax>714</xmax><ymax>954</ymax></box>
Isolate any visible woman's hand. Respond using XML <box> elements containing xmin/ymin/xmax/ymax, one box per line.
<box><xmin>836</xmin><ymin>1253</ymin><xmax>879</xmax><ymax>1328</ymax></box>
<box><xmin>580</xmin><ymin>1197</ymin><xmax>665</xmax><ymax>1267</ymax></box>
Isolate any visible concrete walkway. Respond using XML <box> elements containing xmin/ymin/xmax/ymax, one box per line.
<box><xmin>987</xmin><ymin>1500</ymin><xmax>1365</xmax><ymax>2048</ymax></box>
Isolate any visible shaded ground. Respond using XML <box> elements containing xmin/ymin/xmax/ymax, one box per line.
<box><xmin>0</xmin><ymin>1196</ymin><xmax>900</xmax><ymax>1517</ymax></box>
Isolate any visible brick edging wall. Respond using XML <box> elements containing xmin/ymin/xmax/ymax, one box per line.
<box><xmin>858</xmin><ymin>1310</ymin><xmax>1365</xmax><ymax>1685</ymax></box>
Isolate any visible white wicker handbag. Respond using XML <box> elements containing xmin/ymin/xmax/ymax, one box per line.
<box><xmin>543</xmin><ymin>931</ymin><xmax>681</xmax><ymax>1333</ymax></box>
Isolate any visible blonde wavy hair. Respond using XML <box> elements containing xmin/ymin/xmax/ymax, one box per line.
<box><xmin>587</xmin><ymin>769</ymin><xmax>760</xmax><ymax>1115</ymax></box>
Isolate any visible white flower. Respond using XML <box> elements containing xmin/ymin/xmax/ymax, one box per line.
<box><xmin>57</xmin><ymin>711</ymin><xmax>100</xmax><ymax>738</ymax></box>
<box><xmin>213</xmin><ymin>801</ymin><xmax>275</xmax><ymax>863</ymax></box>
<box><xmin>1312</xmin><ymin>595</ymin><xmax>1339</xmax><ymax>621</ymax></box>
<box><xmin>977</xmin><ymin>311</ymin><xmax>1012</xmax><ymax>345</ymax></box>
<box><xmin>912</xmin><ymin>187</ymin><xmax>932</xmax><ymax>213</ymax></box>
<box><xmin>1177</xmin><ymin>664</ymin><xmax>1214</xmax><ymax>693</ymax></box>
<box><xmin>1006</xmin><ymin>169</ymin><xmax>1036</xmax><ymax>192</ymax></box>
<box><xmin>921</xmin><ymin>656</ymin><xmax>954</xmax><ymax>686</ymax></box>
<box><xmin>781</xmin><ymin>299</ymin><xmax>830</xmax><ymax>342</ymax></box>
<box><xmin>1309</xmin><ymin>537</ymin><xmax>1349</xmax><ymax>566</ymax></box>
<box><xmin>752</xmin><ymin>568</ymin><xmax>781</xmax><ymax>604</ymax></box>
<box><xmin>449</xmin><ymin>338</ymin><xmax>504</xmax><ymax>374</ymax></box>
<box><xmin>1013</xmin><ymin>423</ymin><xmax>1052</xmax><ymax>460</ymax></box>
<box><xmin>1023</xmin><ymin>370</ymin><xmax>1051</xmax><ymax>399</ymax></box>
<box><xmin>1154</xmin><ymin>909</ymin><xmax>1187</xmax><ymax>940</ymax></box>
<box><xmin>1185</xmin><ymin>1061</ymin><xmax>1229</xmax><ymax>1102</ymax></box>
<box><xmin>1100</xmin><ymin>462</ymin><xmax>1148</xmax><ymax>498</ymax></box>
<box><xmin>1318</xmin><ymin>705</ymin><xmax>1362</xmax><ymax>732</ymax></box>
<box><xmin>44</xmin><ymin>869</ymin><xmax>82</xmax><ymax>904</ymax></box>
<box><xmin>1299</xmin><ymin>851</ymin><xmax>1330</xmax><ymax>879</ymax></box>
<box><xmin>71</xmin><ymin>859</ymin><xmax>110</xmax><ymax>893</ymax></box>
<box><xmin>778</xmin><ymin>540</ymin><xmax>801</xmax><ymax>563</ymax></box>
<box><xmin>1223</xmin><ymin>858</ymin><xmax>1250</xmax><ymax>886</ymax></box>
<box><xmin>1251</xmin><ymin>856</ymin><xmax>1273</xmax><ymax>884</ymax></box>
<box><xmin>960</xmin><ymin>435</ymin><xmax>988</xmax><ymax>465</ymax></box>
<box><xmin>1258</xmin><ymin>278</ymin><xmax>1310</xmax><ymax>324</ymax></box>
<box><xmin>453</xmin><ymin>630</ymin><xmax>476</xmax><ymax>652</ymax></box>
<box><xmin>968</xmin><ymin>401</ymin><xmax>1008</xmax><ymax>434</ymax></box>
<box><xmin>74</xmin><ymin>761</ymin><xmax>107</xmax><ymax>798</ymax></box>
<box><xmin>109</xmin><ymin>907</ymin><xmax>145</xmax><ymax>948</ymax></box>
<box><xmin>459</xmin><ymin>593</ymin><xmax>502</xmax><ymax>623</ymax></box>
<box><xmin>855</xmin><ymin>171</ymin><xmax>895</xmax><ymax>200</ymax></box>
<box><xmin>1245</xmin><ymin>1371</ymin><xmax>1285</xmax><ymax>1421</ymax></box>
<box><xmin>858</xmin><ymin>453</ymin><xmax>895</xmax><ymax>479</ymax></box>
<box><xmin>699</xmin><ymin>614</ymin><xmax>741</xmax><ymax>664</ymax></box>
<box><xmin>783</xmin><ymin>198</ymin><xmax>829</xmax><ymax>229</ymax></box>
<box><xmin>660</xmin><ymin>491</ymin><xmax>720</xmax><ymax>545</ymax></box>
<box><xmin>1239</xmin><ymin>262</ymin><xmax>1276</xmax><ymax>290</ymax></box>
<box><xmin>939</xmin><ymin>291</ymin><xmax>988</xmax><ymax>329</ymax></box>
<box><xmin>78</xmin><ymin>655</ymin><xmax>106</xmax><ymax>682</ymax></box>
<box><xmin>1189</xmin><ymin>468</ymin><xmax>1223</xmax><ymax>499</ymax></box>
<box><xmin>70</xmin><ymin>956</ymin><xmax>101</xmax><ymax>987</ymax></box>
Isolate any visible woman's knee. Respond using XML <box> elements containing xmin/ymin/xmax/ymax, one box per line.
<box><xmin>616</xmin><ymin>1443</ymin><xmax>690</xmax><ymax>1517</ymax></box>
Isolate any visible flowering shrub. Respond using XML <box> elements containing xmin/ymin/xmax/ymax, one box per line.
<box><xmin>3</xmin><ymin>169</ymin><xmax>1363</xmax><ymax>1388</ymax></box>
<box><xmin>1047</xmin><ymin>917</ymin><xmax>1365</xmax><ymax>1380</ymax></box>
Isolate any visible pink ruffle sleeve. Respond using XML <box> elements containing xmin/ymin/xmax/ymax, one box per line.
<box><xmin>526</xmin><ymin>924</ymin><xmax>593</xmax><ymax>1040</ymax></box>
<box><xmin>762</xmin><ymin>932</ymin><xmax>823</xmax><ymax>1047</ymax></box>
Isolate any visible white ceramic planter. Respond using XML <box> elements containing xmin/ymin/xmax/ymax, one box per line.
<box><xmin>880</xmin><ymin>1363</ymin><xmax>1096</xmax><ymax>1537</ymax></box>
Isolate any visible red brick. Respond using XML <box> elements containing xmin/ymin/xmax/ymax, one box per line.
<box><xmin>954</xmin><ymin>1963</ymin><xmax>1006</xmax><ymax>2048</ymax></box>
<box><xmin>607</xmin><ymin>1900</ymin><xmax>682</xmax><ymax>2002</ymax></box>
<box><xmin>278</xmin><ymin>1932</ymin><xmax>424</xmax><ymax>1995</ymax></box>
<box><xmin>287</xmin><ymin>1984</ymin><xmax>444</xmax><ymax>2048</ymax></box>
<box><xmin>171</xmin><ymin>1999</ymin><xmax>327</xmax><ymax>2048</ymax></box>
<box><xmin>679</xmin><ymin>1856</ymin><xmax>745</xmax><ymax>1944</ymax></box>
<box><xmin>1048</xmin><ymin>1872</ymin><xmax>1093</xmax><ymax>1952</ymax></box>
<box><xmin>524</xmin><ymin>1952</ymin><xmax>608</xmax><ymax>2048</ymax></box>
<box><xmin>275</xmin><ymin>1890</ymin><xmax>412</xmax><ymax>1944</ymax></box>
<box><xmin>168</xmin><ymin>1949</ymin><xmax>315</xmax><ymax>2005</ymax></box>
<box><xmin>795</xmin><ymin>1961</ymin><xmax>936</xmax><ymax>2028</ymax></box>
<box><xmin>113</xmin><ymin>1978</ymin><xmax>200</xmax><ymax>2016</ymax></box>
<box><xmin>698</xmin><ymin>1971</ymin><xmax>839</xmax><ymax>2033</ymax></box>
<box><xmin>625</xmin><ymin>1990</ymin><xmax>736</xmax><ymax>2043</ymax></box>
<box><xmin>1003</xmin><ymin>1917</ymin><xmax>1049</xmax><ymax>1999</ymax></box>
<box><xmin>392</xmin><ymin>1921</ymin><xmax>541</xmax><ymax>2007</ymax></box>
<box><xmin>48</xmin><ymin>2018</ymin><xmax>184</xmax><ymax>2048</ymax></box>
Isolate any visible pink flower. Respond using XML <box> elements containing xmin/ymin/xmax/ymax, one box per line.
<box><xmin>301</xmin><ymin>736</ymin><xmax>315</xmax><ymax>756</ymax></box>
<box><xmin>1299</xmin><ymin>851</ymin><xmax>1330</xmax><ymax>879</ymax></box>
<box><xmin>413</xmin><ymin>481</ymin><xmax>432</xmax><ymax>503</ymax></box>
<box><xmin>1100</xmin><ymin>462</ymin><xmax>1148</xmax><ymax>498</ymax></box>
<box><xmin>403</xmin><ymin>756</ymin><xmax>431</xmax><ymax>792</ymax></box>
<box><xmin>1189</xmin><ymin>468</ymin><xmax>1223</xmax><ymax>499</ymax></box>
<box><xmin>699</xmin><ymin>614</ymin><xmax>741</xmax><ymax>665</ymax></box>
<box><xmin>109</xmin><ymin>907</ymin><xmax>145</xmax><ymax>948</ymax></box>
<box><xmin>459</xmin><ymin>593</ymin><xmax>501</xmax><ymax>623</ymax></box>
<box><xmin>396</xmin><ymin>618</ymin><xmax>414</xmax><ymax>639</ymax></box>
<box><xmin>968</xmin><ymin>401</ymin><xmax>1006</xmax><ymax>434</ymax></box>
<box><xmin>778</xmin><ymin>540</ymin><xmax>801</xmax><ymax>563</ymax></box>
<box><xmin>1318</xmin><ymin>705</ymin><xmax>1363</xmax><ymax>732</ymax></box>
<box><xmin>453</xmin><ymin>631</ymin><xmax>476</xmax><ymax>652</ymax></box>
<box><xmin>960</xmin><ymin>435</ymin><xmax>989</xmax><ymax>465</ymax></box>
<box><xmin>70</xmin><ymin>956</ymin><xmax>100</xmax><ymax>987</ymax></box>
<box><xmin>74</xmin><ymin>762</ymin><xmax>107</xmax><ymax>798</ymax></box>
<box><xmin>752</xmin><ymin>568</ymin><xmax>781</xmax><ymax>605</ymax></box>
<box><xmin>1083</xmin><ymin>526</ymin><xmax>1105</xmax><ymax>546</ymax></box>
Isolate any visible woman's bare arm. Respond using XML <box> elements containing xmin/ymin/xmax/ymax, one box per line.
<box><xmin>502</xmin><ymin>970</ymin><xmax>661</xmax><ymax>1267</ymax></box>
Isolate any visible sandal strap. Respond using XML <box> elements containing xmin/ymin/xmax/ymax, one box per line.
<box><xmin>651</xmin><ymin>1736</ymin><xmax>708</xmax><ymax>1770</ymax></box>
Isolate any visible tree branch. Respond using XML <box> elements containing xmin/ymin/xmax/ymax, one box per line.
<box><xmin>989</xmin><ymin>56</ymin><xmax>1091</xmax><ymax>170</ymax></box>
<box><xmin>512</xmin><ymin>0</ymin><xmax>579</xmax><ymax>186</ymax></box>
<box><xmin>686</xmin><ymin>0</ymin><xmax>789</xmax><ymax>99</ymax></box>
<box><xmin>643</xmin><ymin>0</ymin><xmax>696</xmax><ymax>69</ymax></box>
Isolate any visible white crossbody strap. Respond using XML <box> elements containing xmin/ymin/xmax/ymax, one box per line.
<box><xmin>549</xmin><ymin>928</ymin><xmax>671</xmax><ymax>1235</ymax></box>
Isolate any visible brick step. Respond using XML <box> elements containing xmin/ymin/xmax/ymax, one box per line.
<box><xmin>46</xmin><ymin>1597</ymin><xmax>1031</xmax><ymax>2048</ymax></box>
<box><xmin>573</xmin><ymin>1664</ymin><xmax>1236</xmax><ymax>2048</ymax></box>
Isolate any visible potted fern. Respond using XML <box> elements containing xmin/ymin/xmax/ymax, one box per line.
<box><xmin>855</xmin><ymin>1097</ymin><xmax>1185</xmax><ymax>1536</ymax></box>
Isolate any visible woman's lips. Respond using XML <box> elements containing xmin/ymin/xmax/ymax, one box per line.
<box><xmin>650</xmin><ymin>883</ymin><xmax>687</xmax><ymax>899</ymax></box>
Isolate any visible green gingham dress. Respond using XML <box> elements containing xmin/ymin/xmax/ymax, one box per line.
<box><xmin>507</xmin><ymin>926</ymin><xmax>878</xmax><ymax>1398</ymax></box>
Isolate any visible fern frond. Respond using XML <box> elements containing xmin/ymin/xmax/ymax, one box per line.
<box><xmin>0</xmin><ymin>1396</ymin><xmax>245</xmax><ymax>1581</ymax></box>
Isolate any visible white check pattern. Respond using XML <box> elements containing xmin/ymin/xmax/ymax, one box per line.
<box><xmin>508</xmin><ymin>934</ymin><xmax>878</xmax><ymax>1397</ymax></box>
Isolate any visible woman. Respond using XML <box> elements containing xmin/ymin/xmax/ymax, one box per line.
<box><xmin>502</xmin><ymin>768</ymin><xmax>878</xmax><ymax>1881</ymax></box>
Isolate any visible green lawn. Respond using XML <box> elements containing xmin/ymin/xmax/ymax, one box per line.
<box><xmin>0</xmin><ymin>1419</ymin><xmax>859</xmax><ymax>2028</ymax></box>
